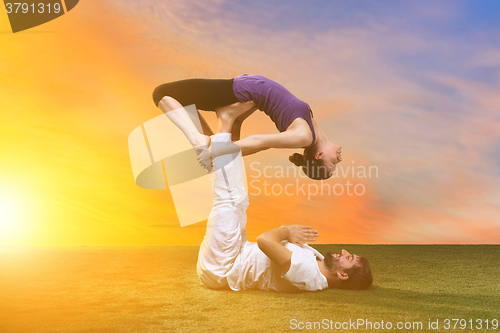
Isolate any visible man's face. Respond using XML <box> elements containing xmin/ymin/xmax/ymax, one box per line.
<box><xmin>324</xmin><ymin>249</ymin><xmax>358</xmax><ymax>272</ymax></box>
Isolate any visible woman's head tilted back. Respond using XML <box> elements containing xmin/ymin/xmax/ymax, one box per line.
<box><xmin>289</xmin><ymin>151</ymin><xmax>330</xmax><ymax>180</ymax></box>
<box><xmin>289</xmin><ymin>141</ymin><xmax>342</xmax><ymax>180</ymax></box>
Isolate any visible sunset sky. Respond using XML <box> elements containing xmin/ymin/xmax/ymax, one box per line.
<box><xmin>1</xmin><ymin>0</ymin><xmax>499</xmax><ymax>245</ymax></box>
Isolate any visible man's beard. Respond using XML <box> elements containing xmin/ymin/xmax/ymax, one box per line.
<box><xmin>324</xmin><ymin>251</ymin><xmax>339</xmax><ymax>271</ymax></box>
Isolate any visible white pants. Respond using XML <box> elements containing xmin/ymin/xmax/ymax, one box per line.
<box><xmin>196</xmin><ymin>133</ymin><xmax>249</xmax><ymax>289</ymax></box>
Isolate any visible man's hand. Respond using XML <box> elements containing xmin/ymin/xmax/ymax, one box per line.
<box><xmin>281</xmin><ymin>225</ymin><xmax>318</xmax><ymax>244</ymax></box>
<box><xmin>257</xmin><ymin>225</ymin><xmax>319</xmax><ymax>274</ymax></box>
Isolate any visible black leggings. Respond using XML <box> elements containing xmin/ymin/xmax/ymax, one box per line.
<box><xmin>152</xmin><ymin>78</ymin><xmax>239</xmax><ymax>111</ymax></box>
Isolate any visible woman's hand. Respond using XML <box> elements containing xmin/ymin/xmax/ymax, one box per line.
<box><xmin>195</xmin><ymin>147</ymin><xmax>212</xmax><ymax>172</ymax></box>
<box><xmin>281</xmin><ymin>225</ymin><xmax>318</xmax><ymax>244</ymax></box>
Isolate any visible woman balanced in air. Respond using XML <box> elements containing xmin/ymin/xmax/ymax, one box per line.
<box><xmin>152</xmin><ymin>74</ymin><xmax>342</xmax><ymax>180</ymax></box>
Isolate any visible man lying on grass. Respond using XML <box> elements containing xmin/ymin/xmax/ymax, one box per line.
<box><xmin>196</xmin><ymin>132</ymin><xmax>372</xmax><ymax>292</ymax></box>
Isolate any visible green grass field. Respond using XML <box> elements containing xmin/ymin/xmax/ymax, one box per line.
<box><xmin>0</xmin><ymin>245</ymin><xmax>499</xmax><ymax>332</ymax></box>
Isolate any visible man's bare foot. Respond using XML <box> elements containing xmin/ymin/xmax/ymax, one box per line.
<box><xmin>216</xmin><ymin>101</ymin><xmax>256</xmax><ymax>133</ymax></box>
<box><xmin>216</xmin><ymin>101</ymin><xmax>256</xmax><ymax>123</ymax></box>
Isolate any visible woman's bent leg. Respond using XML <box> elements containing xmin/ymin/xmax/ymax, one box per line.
<box><xmin>153</xmin><ymin>78</ymin><xmax>240</xmax><ymax>146</ymax></box>
<box><xmin>152</xmin><ymin>78</ymin><xmax>238</xmax><ymax>111</ymax></box>
<box><xmin>157</xmin><ymin>96</ymin><xmax>208</xmax><ymax>148</ymax></box>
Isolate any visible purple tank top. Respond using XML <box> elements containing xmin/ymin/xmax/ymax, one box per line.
<box><xmin>232</xmin><ymin>74</ymin><xmax>316</xmax><ymax>148</ymax></box>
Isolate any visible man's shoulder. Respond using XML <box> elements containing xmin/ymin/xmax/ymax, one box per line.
<box><xmin>284</xmin><ymin>242</ymin><xmax>323</xmax><ymax>260</ymax></box>
<box><xmin>282</xmin><ymin>246</ymin><xmax>328</xmax><ymax>291</ymax></box>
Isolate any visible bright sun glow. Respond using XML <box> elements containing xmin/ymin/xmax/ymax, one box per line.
<box><xmin>0</xmin><ymin>194</ymin><xmax>23</xmax><ymax>238</ymax></box>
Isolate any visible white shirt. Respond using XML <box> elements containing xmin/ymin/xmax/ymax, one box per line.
<box><xmin>227</xmin><ymin>241</ymin><xmax>329</xmax><ymax>292</ymax></box>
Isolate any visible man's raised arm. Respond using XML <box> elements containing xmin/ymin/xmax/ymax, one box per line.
<box><xmin>256</xmin><ymin>225</ymin><xmax>318</xmax><ymax>274</ymax></box>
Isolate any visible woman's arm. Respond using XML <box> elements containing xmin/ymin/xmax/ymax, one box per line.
<box><xmin>197</xmin><ymin>118</ymin><xmax>312</xmax><ymax>169</ymax></box>
<box><xmin>237</xmin><ymin>130</ymin><xmax>310</xmax><ymax>155</ymax></box>
<box><xmin>210</xmin><ymin>129</ymin><xmax>310</xmax><ymax>159</ymax></box>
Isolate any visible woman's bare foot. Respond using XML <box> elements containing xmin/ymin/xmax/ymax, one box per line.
<box><xmin>191</xmin><ymin>134</ymin><xmax>210</xmax><ymax>149</ymax></box>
